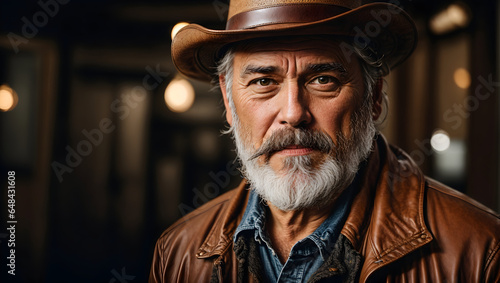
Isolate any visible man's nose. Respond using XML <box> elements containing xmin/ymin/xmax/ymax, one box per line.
<box><xmin>278</xmin><ymin>82</ymin><xmax>312</xmax><ymax>127</ymax></box>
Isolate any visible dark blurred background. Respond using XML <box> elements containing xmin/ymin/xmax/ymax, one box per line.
<box><xmin>0</xmin><ymin>0</ymin><xmax>498</xmax><ymax>282</ymax></box>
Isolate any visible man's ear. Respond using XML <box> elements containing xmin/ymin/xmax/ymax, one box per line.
<box><xmin>219</xmin><ymin>75</ymin><xmax>233</xmax><ymax>126</ymax></box>
<box><xmin>372</xmin><ymin>78</ymin><xmax>383</xmax><ymax>121</ymax></box>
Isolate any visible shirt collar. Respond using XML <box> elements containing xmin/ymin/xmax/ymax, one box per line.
<box><xmin>233</xmin><ymin>190</ymin><xmax>267</xmax><ymax>244</ymax></box>
<box><xmin>303</xmin><ymin>185</ymin><xmax>355</xmax><ymax>259</ymax></box>
<box><xmin>234</xmin><ymin>183</ymin><xmax>357</xmax><ymax>261</ymax></box>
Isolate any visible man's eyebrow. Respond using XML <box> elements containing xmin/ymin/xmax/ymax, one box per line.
<box><xmin>307</xmin><ymin>63</ymin><xmax>347</xmax><ymax>74</ymax></box>
<box><xmin>241</xmin><ymin>65</ymin><xmax>277</xmax><ymax>77</ymax></box>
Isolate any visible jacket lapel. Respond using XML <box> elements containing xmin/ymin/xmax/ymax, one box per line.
<box><xmin>341</xmin><ymin>136</ymin><xmax>433</xmax><ymax>281</ymax></box>
<box><xmin>196</xmin><ymin>180</ymin><xmax>251</xmax><ymax>259</ymax></box>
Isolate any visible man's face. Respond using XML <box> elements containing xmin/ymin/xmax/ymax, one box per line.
<box><xmin>220</xmin><ymin>37</ymin><xmax>376</xmax><ymax>211</ymax></box>
<box><xmin>225</xmin><ymin>37</ymin><xmax>366</xmax><ymax>172</ymax></box>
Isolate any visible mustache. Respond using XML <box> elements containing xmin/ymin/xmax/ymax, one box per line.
<box><xmin>249</xmin><ymin>128</ymin><xmax>334</xmax><ymax>162</ymax></box>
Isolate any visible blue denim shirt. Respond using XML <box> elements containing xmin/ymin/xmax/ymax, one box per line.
<box><xmin>233</xmin><ymin>187</ymin><xmax>355</xmax><ymax>282</ymax></box>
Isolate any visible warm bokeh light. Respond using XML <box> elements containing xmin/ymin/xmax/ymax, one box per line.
<box><xmin>431</xmin><ymin>129</ymin><xmax>451</xmax><ymax>152</ymax></box>
<box><xmin>171</xmin><ymin>22</ymin><xmax>190</xmax><ymax>40</ymax></box>
<box><xmin>0</xmin><ymin>85</ymin><xmax>18</xmax><ymax>112</ymax></box>
<box><xmin>453</xmin><ymin>68</ymin><xmax>470</xmax><ymax>89</ymax></box>
<box><xmin>453</xmin><ymin>68</ymin><xmax>471</xmax><ymax>89</ymax></box>
<box><xmin>430</xmin><ymin>3</ymin><xmax>470</xmax><ymax>34</ymax></box>
<box><xmin>164</xmin><ymin>78</ymin><xmax>195</xmax><ymax>112</ymax></box>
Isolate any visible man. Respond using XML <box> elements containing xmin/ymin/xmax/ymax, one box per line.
<box><xmin>150</xmin><ymin>0</ymin><xmax>500</xmax><ymax>282</ymax></box>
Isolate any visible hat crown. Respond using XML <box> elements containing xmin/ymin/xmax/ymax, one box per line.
<box><xmin>228</xmin><ymin>0</ymin><xmax>362</xmax><ymax>20</ymax></box>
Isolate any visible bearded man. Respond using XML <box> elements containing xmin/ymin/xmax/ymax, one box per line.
<box><xmin>149</xmin><ymin>0</ymin><xmax>500</xmax><ymax>282</ymax></box>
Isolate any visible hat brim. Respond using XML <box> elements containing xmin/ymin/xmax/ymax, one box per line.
<box><xmin>172</xmin><ymin>3</ymin><xmax>417</xmax><ymax>82</ymax></box>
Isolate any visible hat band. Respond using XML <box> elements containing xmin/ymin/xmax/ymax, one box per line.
<box><xmin>226</xmin><ymin>4</ymin><xmax>350</xmax><ymax>30</ymax></box>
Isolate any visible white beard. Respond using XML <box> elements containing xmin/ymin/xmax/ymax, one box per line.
<box><xmin>231</xmin><ymin>100</ymin><xmax>376</xmax><ymax>211</ymax></box>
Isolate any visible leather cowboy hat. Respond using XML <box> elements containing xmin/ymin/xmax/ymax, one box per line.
<box><xmin>172</xmin><ymin>0</ymin><xmax>417</xmax><ymax>82</ymax></box>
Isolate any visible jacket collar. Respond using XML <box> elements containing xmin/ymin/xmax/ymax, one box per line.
<box><xmin>196</xmin><ymin>135</ymin><xmax>433</xmax><ymax>278</ymax></box>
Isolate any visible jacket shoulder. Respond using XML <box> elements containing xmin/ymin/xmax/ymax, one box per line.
<box><xmin>157</xmin><ymin>188</ymin><xmax>239</xmax><ymax>246</ymax></box>
<box><xmin>424</xmin><ymin>178</ymin><xmax>500</xmax><ymax>280</ymax></box>
<box><xmin>425</xmin><ymin>177</ymin><xmax>500</xmax><ymax>220</ymax></box>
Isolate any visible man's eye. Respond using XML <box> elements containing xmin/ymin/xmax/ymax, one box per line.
<box><xmin>252</xmin><ymin>78</ymin><xmax>274</xmax><ymax>86</ymax></box>
<box><xmin>312</xmin><ymin>76</ymin><xmax>336</xmax><ymax>84</ymax></box>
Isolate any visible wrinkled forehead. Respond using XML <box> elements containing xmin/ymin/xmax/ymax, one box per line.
<box><xmin>230</xmin><ymin>35</ymin><xmax>360</xmax><ymax>69</ymax></box>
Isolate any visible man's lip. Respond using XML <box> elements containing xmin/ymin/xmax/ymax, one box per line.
<box><xmin>276</xmin><ymin>145</ymin><xmax>314</xmax><ymax>156</ymax></box>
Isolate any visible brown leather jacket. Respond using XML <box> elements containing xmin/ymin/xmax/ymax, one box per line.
<box><xmin>149</xmin><ymin>136</ymin><xmax>500</xmax><ymax>282</ymax></box>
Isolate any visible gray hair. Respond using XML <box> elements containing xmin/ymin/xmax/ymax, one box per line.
<box><xmin>216</xmin><ymin>43</ymin><xmax>389</xmax><ymax>134</ymax></box>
